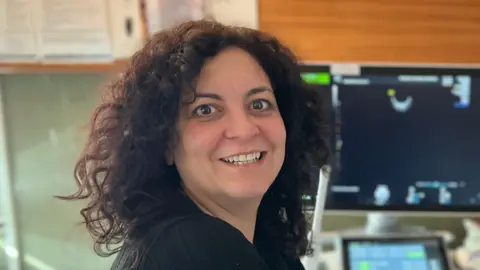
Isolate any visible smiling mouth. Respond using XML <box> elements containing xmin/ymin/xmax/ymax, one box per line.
<box><xmin>220</xmin><ymin>151</ymin><xmax>266</xmax><ymax>166</ymax></box>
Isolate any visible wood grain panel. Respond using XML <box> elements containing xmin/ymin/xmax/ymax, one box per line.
<box><xmin>259</xmin><ymin>0</ymin><xmax>480</xmax><ymax>64</ymax></box>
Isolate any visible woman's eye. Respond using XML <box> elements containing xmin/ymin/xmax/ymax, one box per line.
<box><xmin>251</xmin><ymin>99</ymin><xmax>271</xmax><ymax>111</ymax></box>
<box><xmin>193</xmin><ymin>104</ymin><xmax>216</xmax><ymax>117</ymax></box>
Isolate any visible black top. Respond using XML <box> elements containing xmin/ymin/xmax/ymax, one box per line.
<box><xmin>111</xmin><ymin>194</ymin><xmax>306</xmax><ymax>270</ymax></box>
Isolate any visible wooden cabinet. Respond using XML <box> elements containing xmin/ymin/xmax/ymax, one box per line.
<box><xmin>259</xmin><ymin>0</ymin><xmax>480</xmax><ymax>64</ymax></box>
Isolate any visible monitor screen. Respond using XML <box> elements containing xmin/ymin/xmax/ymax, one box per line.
<box><xmin>342</xmin><ymin>236</ymin><xmax>450</xmax><ymax>270</ymax></box>
<box><xmin>299</xmin><ymin>64</ymin><xmax>332</xmax><ymax>211</ymax></box>
<box><xmin>327</xmin><ymin>66</ymin><xmax>480</xmax><ymax>212</ymax></box>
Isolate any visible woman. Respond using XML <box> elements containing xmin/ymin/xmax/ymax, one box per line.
<box><xmin>61</xmin><ymin>20</ymin><xmax>328</xmax><ymax>269</ymax></box>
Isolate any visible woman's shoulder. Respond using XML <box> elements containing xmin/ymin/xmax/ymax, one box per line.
<box><xmin>148</xmin><ymin>213</ymin><xmax>247</xmax><ymax>244</ymax></box>
<box><xmin>112</xmin><ymin>214</ymin><xmax>268</xmax><ymax>270</ymax></box>
<box><xmin>139</xmin><ymin>195</ymin><xmax>251</xmax><ymax>246</ymax></box>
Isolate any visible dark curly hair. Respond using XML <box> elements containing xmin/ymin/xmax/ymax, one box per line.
<box><xmin>60</xmin><ymin>19</ymin><xmax>328</xmax><ymax>261</ymax></box>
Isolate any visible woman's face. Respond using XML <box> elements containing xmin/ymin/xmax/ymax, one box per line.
<box><xmin>172</xmin><ymin>47</ymin><xmax>286</xmax><ymax>202</ymax></box>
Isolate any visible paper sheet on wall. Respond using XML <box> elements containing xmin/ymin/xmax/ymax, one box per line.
<box><xmin>0</xmin><ymin>0</ymin><xmax>114</xmax><ymax>62</ymax></box>
<box><xmin>38</xmin><ymin>0</ymin><xmax>113</xmax><ymax>61</ymax></box>
<box><xmin>143</xmin><ymin>0</ymin><xmax>204</xmax><ymax>35</ymax></box>
<box><xmin>0</xmin><ymin>0</ymin><xmax>39</xmax><ymax>61</ymax></box>
<box><xmin>143</xmin><ymin>0</ymin><xmax>258</xmax><ymax>36</ymax></box>
<box><xmin>203</xmin><ymin>0</ymin><xmax>259</xmax><ymax>29</ymax></box>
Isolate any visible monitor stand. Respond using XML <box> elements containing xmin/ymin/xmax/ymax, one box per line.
<box><xmin>355</xmin><ymin>212</ymin><xmax>429</xmax><ymax>235</ymax></box>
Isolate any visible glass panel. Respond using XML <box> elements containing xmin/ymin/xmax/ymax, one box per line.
<box><xmin>2</xmin><ymin>74</ymin><xmax>115</xmax><ymax>270</ymax></box>
<box><xmin>0</xmin><ymin>78</ymin><xmax>18</xmax><ymax>270</ymax></box>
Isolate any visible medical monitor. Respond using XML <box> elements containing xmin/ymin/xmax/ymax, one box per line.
<box><xmin>326</xmin><ymin>64</ymin><xmax>480</xmax><ymax>214</ymax></box>
<box><xmin>341</xmin><ymin>235</ymin><xmax>451</xmax><ymax>270</ymax></box>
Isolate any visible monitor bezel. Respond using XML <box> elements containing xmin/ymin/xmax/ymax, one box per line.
<box><xmin>299</xmin><ymin>62</ymin><xmax>480</xmax><ymax>214</ymax></box>
<box><xmin>298</xmin><ymin>64</ymin><xmax>336</xmax><ymax>211</ymax></box>
<box><xmin>299</xmin><ymin>64</ymin><xmax>330</xmax><ymax>71</ymax></box>
<box><xmin>360</xmin><ymin>64</ymin><xmax>480</xmax><ymax>76</ymax></box>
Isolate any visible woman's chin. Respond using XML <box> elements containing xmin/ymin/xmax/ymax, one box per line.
<box><xmin>224</xmin><ymin>183</ymin><xmax>271</xmax><ymax>201</ymax></box>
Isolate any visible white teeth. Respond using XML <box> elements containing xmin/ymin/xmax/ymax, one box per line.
<box><xmin>222</xmin><ymin>152</ymin><xmax>263</xmax><ymax>165</ymax></box>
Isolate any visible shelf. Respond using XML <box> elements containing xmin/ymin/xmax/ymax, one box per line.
<box><xmin>0</xmin><ymin>60</ymin><xmax>128</xmax><ymax>74</ymax></box>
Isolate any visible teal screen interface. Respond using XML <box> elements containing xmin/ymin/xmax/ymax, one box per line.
<box><xmin>345</xmin><ymin>239</ymin><xmax>447</xmax><ymax>270</ymax></box>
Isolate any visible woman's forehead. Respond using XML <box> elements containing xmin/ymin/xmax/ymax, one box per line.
<box><xmin>195</xmin><ymin>49</ymin><xmax>271</xmax><ymax>94</ymax></box>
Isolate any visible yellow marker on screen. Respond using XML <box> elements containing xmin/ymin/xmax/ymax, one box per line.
<box><xmin>387</xmin><ymin>88</ymin><xmax>396</xmax><ymax>97</ymax></box>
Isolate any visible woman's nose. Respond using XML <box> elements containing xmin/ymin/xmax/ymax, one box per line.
<box><xmin>223</xmin><ymin>111</ymin><xmax>260</xmax><ymax>140</ymax></box>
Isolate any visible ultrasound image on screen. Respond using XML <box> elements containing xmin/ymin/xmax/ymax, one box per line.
<box><xmin>327</xmin><ymin>72</ymin><xmax>480</xmax><ymax>210</ymax></box>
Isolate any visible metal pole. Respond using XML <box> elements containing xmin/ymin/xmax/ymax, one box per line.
<box><xmin>301</xmin><ymin>166</ymin><xmax>330</xmax><ymax>270</ymax></box>
<box><xmin>0</xmin><ymin>79</ymin><xmax>22</xmax><ymax>270</ymax></box>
